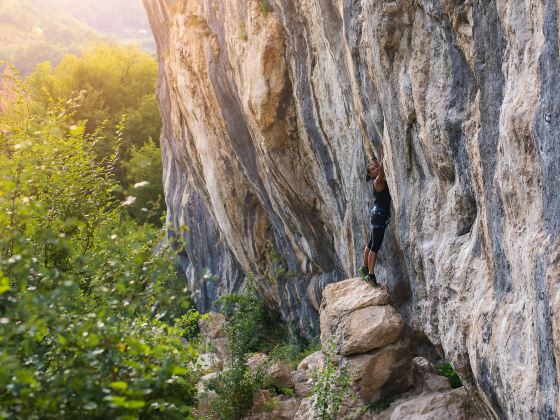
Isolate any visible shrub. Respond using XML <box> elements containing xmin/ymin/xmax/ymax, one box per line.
<box><xmin>209</xmin><ymin>283</ymin><xmax>267</xmax><ymax>418</ymax></box>
<box><xmin>438</xmin><ymin>362</ymin><xmax>462</xmax><ymax>388</ymax></box>
<box><xmin>122</xmin><ymin>139</ymin><xmax>165</xmax><ymax>226</ymax></box>
<box><xmin>312</xmin><ymin>343</ymin><xmax>352</xmax><ymax>420</ymax></box>
<box><xmin>238</xmin><ymin>22</ymin><xmax>248</xmax><ymax>41</ymax></box>
<box><xmin>364</xmin><ymin>396</ymin><xmax>395</xmax><ymax>414</ymax></box>
<box><xmin>268</xmin><ymin>323</ymin><xmax>320</xmax><ymax>369</ymax></box>
<box><xmin>0</xmin><ymin>81</ymin><xmax>201</xmax><ymax>418</ymax></box>
<box><xmin>258</xmin><ymin>1</ymin><xmax>272</xmax><ymax>15</ymax></box>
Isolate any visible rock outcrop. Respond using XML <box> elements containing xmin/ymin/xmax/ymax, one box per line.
<box><xmin>143</xmin><ymin>0</ymin><xmax>560</xmax><ymax>418</ymax></box>
<box><xmin>295</xmin><ymin>278</ymin><xmax>480</xmax><ymax>419</ymax></box>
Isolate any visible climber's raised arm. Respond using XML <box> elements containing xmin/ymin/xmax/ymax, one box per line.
<box><xmin>374</xmin><ymin>145</ymin><xmax>386</xmax><ymax>192</ymax></box>
<box><xmin>366</xmin><ymin>143</ymin><xmax>377</xmax><ymax>162</ymax></box>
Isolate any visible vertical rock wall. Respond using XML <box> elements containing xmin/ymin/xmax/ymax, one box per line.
<box><xmin>143</xmin><ymin>0</ymin><xmax>560</xmax><ymax>418</ymax></box>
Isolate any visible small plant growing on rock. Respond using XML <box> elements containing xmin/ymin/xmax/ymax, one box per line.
<box><xmin>364</xmin><ymin>396</ymin><xmax>395</xmax><ymax>414</ymax></box>
<box><xmin>438</xmin><ymin>362</ymin><xmax>462</xmax><ymax>388</ymax></box>
<box><xmin>262</xmin><ymin>396</ymin><xmax>280</xmax><ymax>412</ymax></box>
<box><xmin>258</xmin><ymin>0</ymin><xmax>272</xmax><ymax>15</ymax></box>
<box><xmin>238</xmin><ymin>21</ymin><xmax>248</xmax><ymax>41</ymax></box>
<box><xmin>186</xmin><ymin>15</ymin><xmax>207</xmax><ymax>27</ymax></box>
<box><xmin>312</xmin><ymin>342</ymin><xmax>352</xmax><ymax>420</ymax></box>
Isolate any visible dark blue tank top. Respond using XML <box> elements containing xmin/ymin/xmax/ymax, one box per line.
<box><xmin>371</xmin><ymin>181</ymin><xmax>391</xmax><ymax>224</ymax></box>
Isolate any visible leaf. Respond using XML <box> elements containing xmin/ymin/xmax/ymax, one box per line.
<box><xmin>103</xmin><ymin>395</ymin><xmax>127</xmax><ymax>407</ymax></box>
<box><xmin>57</xmin><ymin>334</ymin><xmax>68</xmax><ymax>346</ymax></box>
<box><xmin>124</xmin><ymin>400</ymin><xmax>145</xmax><ymax>409</ymax></box>
<box><xmin>171</xmin><ymin>366</ymin><xmax>188</xmax><ymax>376</ymax></box>
<box><xmin>0</xmin><ymin>273</ymin><xmax>10</xmax><ymax>294</ymax></box>
<box><xmin>110</xmin><ymin>381</ymin><xmax>128</xmax><ymax>392</ymax></box>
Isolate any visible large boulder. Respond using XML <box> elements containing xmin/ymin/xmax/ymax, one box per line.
<box><xmin>247</xmin><ymin>391</ymin><xmax>301</xmax><ymax>420</ymax></box>
<box><xmin>267</xmin><ymin>361</ymin><xmax>294</xmax><ymax>390</ymax></box>
<box><xmin>320</xmin><ymin>278</ymin><xmax>400</xmax><ymax>356</ymax></box>
<box><xmin>319</xmin><ymin>278</ymin><xmax>414</xmax><ymax>406</ymax></box>
<box><xmin>199</xmin><ymin>312</ymin><xmax>229</xmax><ymax>362</ymax></box>
<box><xmin>293</xmin><ymin>351</ymin><xmax>324</xmax><ymax>397</ymax></box>
<box><xmin>348</xmin><ymin>338</ymin><xmax>413</xmax><ymax>402</ymax></box>
<box><xmin>247</xmin><ymin>352</ymin><xmax>269</xmax><ymax>374</ymax></box>
<box><xmin>389</xmin><ymin>387</ymin><xmax>482</xmax><ymax>420</ymax></box>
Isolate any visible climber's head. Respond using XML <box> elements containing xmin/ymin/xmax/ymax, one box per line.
<box><xmin>366</xmin><ymin>159</ymin><xmax>380</xmax><ymax>181</ymax></box>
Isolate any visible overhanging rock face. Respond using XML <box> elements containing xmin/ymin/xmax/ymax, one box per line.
<box><xmin>143</xmin><ymin>0</ymin><xmax>560</xmax><ymax>417</ymax></box>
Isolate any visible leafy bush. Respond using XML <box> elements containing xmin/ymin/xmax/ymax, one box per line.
<box><xmin>364</xmin><ymin>396</ymin><xmax>395</xmax><ymax>414</ymax></box>
<box><xmin>438</xmin><ymin>362</ymin><xmax>462</xmax><ymax>389</ymax></box>
<box><xmin>122</xmin><ymin>139</ymin><xmax>165</xmax><ymax>225</ymax></box>
<box><xmin>0</xmin><ymin>80</ymin><xmax>200</xmax><ymax>418</ymax></box>
<box><xmin>258</xmin><ymin>1</ymin><xmax>272</xmax><ymax>15</ymax></box>
<box><xmin>238</xmin><ymin>22</ymin><xmax>248</xmax><ymax>41</ymax></box>
<box><xmin>312</xmin><ymin>343</ymin><xmax>352</xmax><ymax>420</ymax></box>
<box><xmin>26</xmin><ymin>43</ymin><xmax>162</xmax><ymax>188</ymax></box>
<box><xmin>208</xmin><ymin>284</ymin><xmax>268</xmax><ymax>418</ymax></box>
<box><xmin>268</xmin><ymin>323</ymin><xmax>320</xmax><ymax>369</ymax></box>
<box><xmin>206</xmin><ymin>357</ymin><xmax>264</xmax><ymax>419</ymax></box>
<box><xmin>18</xmin><ymin>43</ymin><xmax>165</xmax><ymax>226</ymax></box>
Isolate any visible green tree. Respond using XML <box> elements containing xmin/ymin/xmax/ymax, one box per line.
<box><xmin>0</xmin><ymin>78</ymin><xmax>199</xmax><ymax>419</ymax></box>
<box><xmin>25</xmin><ymin>43</ymin><xmax>164</xmax><ymax>225</ymax></box>
<box><xmin>27</xmin><ymin>42</ymin><xmax>161</xmax><ymax>157</ymax></box>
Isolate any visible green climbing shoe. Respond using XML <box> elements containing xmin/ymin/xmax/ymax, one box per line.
<box><xmin>358</xmin><ymin>266</ymin><xmax>369</xmax><ymax>278</ymax></box>
<box><xmin>364</xmin><ymin>274</ymin><xmax>379</xmax><ymax>287</ymax></box>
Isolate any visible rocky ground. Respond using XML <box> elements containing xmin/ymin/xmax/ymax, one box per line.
<box><xmin>195</xmin><ymin>278</ymin><xmax>483</xmax><ymax>419</ymax></box>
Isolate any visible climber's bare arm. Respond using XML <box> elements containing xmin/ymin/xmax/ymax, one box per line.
<box><xmin>374</xmin><ymin>145</ymin><xmax>386</xmax><ymax>192</ymax></box>
<box><xmin>366</xmin><ymin>143</ymin><xmax>377</xmax><ymax>161</ymax></box>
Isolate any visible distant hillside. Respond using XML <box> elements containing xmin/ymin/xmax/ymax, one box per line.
<box><xmin>0</xmin><ymin>0</ymin><xmax>98</xmax><ymax>74</ymax></box>
<box><xmin>51</xmin><ymin>0</ymin><xmax>154</xmax><ymax>51</ymax></box>
<box><xmin>0</xmin><ymin>0</ymin><xmax>154</xmax><ymax>75</ymax></box>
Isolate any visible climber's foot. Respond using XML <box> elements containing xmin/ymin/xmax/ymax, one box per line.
<box><xmin>358</xmin><ymin>266</ymin><xmax>368</xmax><ymax>279</ymax></box>
<box><xmin>364</xmin><ymin>274</ymin><xmax>379</xmax><ymax>287</ymax></box>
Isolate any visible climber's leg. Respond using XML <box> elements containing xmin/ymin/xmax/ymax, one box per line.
<box><xmin>367</xmin><ymin>226</ymin><xmax>386</xmax><ymax>280</ymax></box>
<box><xmin>367</xmin><ymin>249</ymin><xmax>378</xmax><ymax>275</ymax></box>
<box><xmin>359</xmin><ymin>247</ymin><xmax>370</xmax><ymax>277</ymax></box>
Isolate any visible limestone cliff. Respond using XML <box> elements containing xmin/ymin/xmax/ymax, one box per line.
<box><xmin>143</xmin><ymin>0</ymin><xmax>559</xmax><ymax>418</ymax></box>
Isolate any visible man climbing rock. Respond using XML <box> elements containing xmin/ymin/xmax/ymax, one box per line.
<box><xmin>358</xmin><ymin>144</ymin><xmax>391</xmax><ymax>287</ymax></box>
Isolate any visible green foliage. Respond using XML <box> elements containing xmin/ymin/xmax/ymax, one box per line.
<box><xmin>0</xmin><ymin>81</ymin><xmax>200</xmax><ymax>418</ymax></box>
<box><xmin>238</xmin><ymin>22</ymin><xmax>248</xmax><ymax>41</ymax></box>
<box><xmin>312</xmin><ymin>343</ymin><xmax>352</xmax><ymax>420</ymax></box>
<box><xmin>438</xmin><ymin>362</ymin><xmax>462</xmax><ymax>389</ymax></box>
<box><xmin>215</xmin><ymin>284</ymin><xmax>267</xmax><ymax>360</ymax></box>
<box><xmin>268</xmin><ymin>323</ymin><xmax>320</xmax><ymax>369</ymax></box>
<box><xmin>209</xmin><ymin>284</ymin><xmax>268</xmax><ymax>418</ymax></box>
<box><xmin>27</xmin><ymin>43</ymin><xmax>160</xmax><ymax>149</ymax></box>
<box><xmin>208</xmin><ymin>270</ymin><xmax>319</xmax><ymax>418</ymax></box>
<box><xmin>122</xmin><ymin>139</ymin><xmax>165</xmax><ymax>225</ymax></box>
<box><xmin>23</xmin><ymin>43</ymin><xmax>164</xmax><ymax>225</ymax></box>
<box><xmin>262</xmin><ymin>396</ymin><xmax>280</xmax><ymax>412</ymax></box>
<box><xmin>258</xmin><ymin>1</ymin><xmax>272</xmax><ymax>15</ymax></box>
<box><xmin>206</xmin><ymin>358</ymin><xmax>264</xmax><ymax>420</ymax></box>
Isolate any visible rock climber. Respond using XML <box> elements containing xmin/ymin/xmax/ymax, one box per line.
<box><xmin>358</xmin><ymin>143</ymin><xmax>391</xmax><ymax>287</ymax></box>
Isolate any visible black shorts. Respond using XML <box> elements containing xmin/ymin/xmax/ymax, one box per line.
<box><xmin>368</xmin><ymin>226</ymin><xmax>386</xmax><ymax>253</ymax></box>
